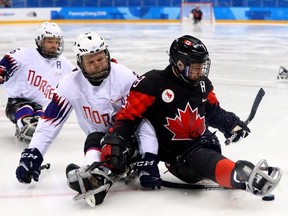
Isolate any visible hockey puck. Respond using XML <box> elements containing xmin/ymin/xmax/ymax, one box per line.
<box><xmin>262</xmin><ymin>194</ymin><xmax>275</xmax><ymax>201</ymax></box>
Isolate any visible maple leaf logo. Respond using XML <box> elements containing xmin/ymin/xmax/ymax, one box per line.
<box><xmin>165</xmin><ymin>103</ymin><xmax>206</xmax><ymax>140</ymax></box>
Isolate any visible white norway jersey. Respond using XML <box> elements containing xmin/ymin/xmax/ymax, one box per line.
<box><xmin>4</xmin><ymin>47</ymin><xmax>75</xmax><ymax>108</ymax></box>
<box><xmin>29</xmin><ymin>62</ymin><xmax>137</xmax><ymax>154</ymax></box>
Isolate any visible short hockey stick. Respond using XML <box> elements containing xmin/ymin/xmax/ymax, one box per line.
<box><xmin>40</xmin><ymin>163</ymin><xmax>51</xmax><ymax>170</ymax></box>
<box><xmin>23</xmin><ymin>163</ymin><xmax>51</xmax><ymax>182</ymax></box>
<box><xmin>225</xmin><ymin>88</ymin><xmax>265</xmax><ymax>145</ymax></box>
<box><xmin>161</xmin><ymin>180</ymin><xmax>232</xmax><ymax>190</ymax></box>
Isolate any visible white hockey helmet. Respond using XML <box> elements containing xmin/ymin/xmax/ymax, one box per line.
<box><xmin>35</xmin><ymin>21</ymin><xmax>64</xmax><ymax>59</ymax></box>
<box><xmin>73</xmin><ymin>32</ymin><xmax>111</xmax><ymax>84</ymax></box>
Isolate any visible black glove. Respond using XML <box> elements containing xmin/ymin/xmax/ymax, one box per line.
<box><xmin>224</xmin><ymin>119</ymin><xmax>250</xmax><ymax>144</ymax></box>
<box><xmin>136</xmin><ymin>152</ymin><xmax>162</xmax><ymax>190</ymax></box>
<box><xmin>100</xmin><ymin>132</ymin><xmax>129</xmax><ymax>174</ymax></box>
<box><xmin>0</xmin><ymin>65</ymin><xmax>8</xmax><ymax>84</ymax></box>
<box><xmin>16</xmin><ymin>148</ymin><xmax>43</xmax><ymax>184</ymax></box>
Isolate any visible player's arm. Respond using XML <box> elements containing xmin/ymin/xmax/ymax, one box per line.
<box><xmin>101</xmin><ymin>86</ymin><xmax>155</xmax><ymax>168</ymax></box>
<box><xmin>205</xmin><ymin>89</ymin><xmax>250</xmax><ymax>143</ymax></box>
<box><xmin>16</xmin><ymin>89</ymin><xmax>73</xmax><ymax>184</ymax></box>
<box><xmin>29</xmin><ymin>90</ymin><xmax>74</xmax><ymax>153</ymax></box>
<box><xmin>0</xmin><ymin>54</ymin><xmax>20</xmax><ymax>83</ymax></box>
<box><xmin>101</xmin><ymin>90</ymin><xmax>162</xmax><ymax>189</ymax></box>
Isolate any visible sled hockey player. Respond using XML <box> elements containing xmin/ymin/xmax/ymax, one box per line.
<box><xmin>277</xmin><ymin>66</ymin><xmax>288</xmax><ymax>79</ymax></box>
<box><xmin>15</xmin><ymin>31</ymin><xmax>158</xmax><ymax>206</ymax></box>
<box><xmin>190</xmin><ymin>5</ymin><xmax>203</xmax><ymax>24</ymax></box>
<box><xmin>101</xmin><ymin>35</ymin><xmax>282</xmax><ymax>199</ymax></box>
<box><xmin>0</xmin><ymin>21</ymin><xmax>76</xmax><ymax>143</ymax></box>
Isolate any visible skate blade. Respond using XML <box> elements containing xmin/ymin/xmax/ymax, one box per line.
<box><xmin>73</xmin><ymin>184</ymin><xmax>110</xmax><ymax>201</ymax></box>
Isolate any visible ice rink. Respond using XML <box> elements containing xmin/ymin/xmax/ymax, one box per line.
<box><xmin>0</xmin><ymin>21</ymin><xmax>287</xmax><ymax>215</ymax></box>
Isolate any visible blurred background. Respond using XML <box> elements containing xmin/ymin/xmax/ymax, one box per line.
<box><xmin>2</xmin><ymin>0</ymin><xmax>288</xmax><ymax>8</ymax></box>
<box><xmin>1</xmin><ymin>0</ymin><xmax>288</xmax><ymax>22</ymax></box>
<box><xmin>0</xmin><ymin>1</ymin><xmax>288</xmax><ymax>215</ymax></box>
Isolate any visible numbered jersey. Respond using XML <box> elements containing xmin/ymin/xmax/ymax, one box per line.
<box><xmin>113</xmin><ymin>65</ymin><xmax>238</xmax><ymax>162</ymax></box>
<box><xmin>3</xmin><ymin>47</ymin><xmax>76</xmax><ymax>108</ymax></box>
<box><xmin>29</xmin><ymin>62</ymin><xmax>137</xmax><ymax>154</ymax></box>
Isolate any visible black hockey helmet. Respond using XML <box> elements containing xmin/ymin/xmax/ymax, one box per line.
<box><xmin>169</xmin><ymin>35</ymin><xmax>210</xmax><ymax>85</ymax></box>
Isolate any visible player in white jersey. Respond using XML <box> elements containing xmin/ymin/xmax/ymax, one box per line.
<box><xmin>0</xmin><ymin>21</ymin><xmax>76</xmax><ymax>143</ymax></box>
<box><xmin>15</xmin><ymin>32</ymin><xmax>158</xmax><ymax>206</ymax></box>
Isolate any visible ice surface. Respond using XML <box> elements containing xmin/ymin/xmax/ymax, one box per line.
<box><xmin>0</xmin><ymin>22</ymin><xmax>287</xmax><ymax>215</ymax></box>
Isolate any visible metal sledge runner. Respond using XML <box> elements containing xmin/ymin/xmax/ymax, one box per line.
<box><xmin>67</xmin><ymin>162</ymin><xmax>137</xmax><ymax>207</ymax></box>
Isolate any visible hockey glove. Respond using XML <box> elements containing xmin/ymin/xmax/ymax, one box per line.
<box><xmin>100</xmin><ymin>132</ymin><xmax>129</xmax><ymax>174</ymax></box>
<box><xmin>136</xmin><ymin>153</ymin><xmax>162</xmax><ymax>190</ymax></box>
<box><xmin>224</xmin><ymin>119</ymin><xmax>250</xmax><ymax>144</ymax></box>
<box><xmin>0</xmin><ymin>65</ymin><xmax>8</xmax><ymax>84</ymax></box>
<box><xmin>16</xmin><ymin>148</ymin><xmax>43</xmax><ymax>184</ymax></box>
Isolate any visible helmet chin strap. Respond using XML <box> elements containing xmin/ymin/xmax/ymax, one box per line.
<box><xmin>172</xmin><ymin>64</ymin><xmax>189</xmax><ymax>84</ymax></box>
<box><xmin>172</xmin><ymin>63</ymin><xmax>201</xmax><ymax>86</ymax></box>
<box><xmin>176</xmin><ymin>61</ymin><xmax>191</xmax><ymax>83</ymax></box>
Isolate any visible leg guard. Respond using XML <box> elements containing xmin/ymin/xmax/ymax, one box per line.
<box><xmin>235</xmin><ymin>159</ymin><xmax>282</xmax><ymax>196</ymax></box>
<box><xmin>66</xmin><ymin>163</ymin><xmax>112</xmax><ymax>207</ymax></box>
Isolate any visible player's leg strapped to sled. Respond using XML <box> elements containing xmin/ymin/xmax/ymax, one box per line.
<box><xmin>66</xmin><ymin>132</ymin><xmax>281</xmax><ymax>207</ymax></box>
<box><xmin>66</xmin><ymin>162</ymin><xmax>112</xmax><ymax>206</ymax></box>
<box><xmin>165</xmin><ymin>131</ymin><xmax>281</xmax><ymax>196</ymax></box>
<box><xmin>5</xmin><ymin>98</ymin><xmax>43</xmax><ymax>143</ymax></box>
<box><xmin>66</xmin><ymin>132</ymin><xmax>138</xmax><ymax>207</ymax></box>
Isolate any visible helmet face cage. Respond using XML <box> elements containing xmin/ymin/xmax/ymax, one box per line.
<box><xmin>35</xmin><ymin>22</ymin><xmax>64</xmax><ymax>59</ymax></box>
<box><xmin>73</xmin><ymin>32</ymin><xmax>111</xmax><ymax>84</ymax></box>
<box><xmin>169</xmin><ymin>35</ymin><xmax>210</xmax><ymax>84</ymax></box>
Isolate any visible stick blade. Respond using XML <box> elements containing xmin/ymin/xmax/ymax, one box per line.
<box><xmin>245</xmin><ymin>88</ymin><xmax>265</xmax><ymax>124</ymax></box>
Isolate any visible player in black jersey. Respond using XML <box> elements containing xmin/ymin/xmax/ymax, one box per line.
<box><xmin>190</xmin><ymin>5</ymin><xmax>203</xmax><ymax>24</ymax></box>
<box><xmin>101</xmin><ymin>35</ymin><xmax>281</xmax><ymax>196</ymax></box>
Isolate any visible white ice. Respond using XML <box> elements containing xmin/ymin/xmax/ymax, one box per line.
<box><xmin>0</xmin><ymin>22</ymin><xmax>287</xmax><ymax>215</ymax></box>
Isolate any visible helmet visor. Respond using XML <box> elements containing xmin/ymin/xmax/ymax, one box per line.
<box><xmin>184</xmin><ymin>63</ymin><xmax>203</xmax><ymax>81</ymax></box>
<box><xmin>183</xmin><ymin>59</ymin><xmax>210</xmax><ymax>82</ymax></box>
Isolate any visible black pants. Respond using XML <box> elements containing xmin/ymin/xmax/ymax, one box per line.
<box><xmin>168</xmin><ymin>147</ymin><xmax>226</xmax><ymax>183</ymax></box>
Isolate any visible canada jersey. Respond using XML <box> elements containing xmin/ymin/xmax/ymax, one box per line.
<box><xmin>29</xmin><ymin>62</ymin><xmax>137</xmax><ymax>154</ymax></box>
<box><xmin>114</xmin><ymin>65</ymin><xmax>219</xmax><ymax>161</ymax></box>
<box><xmin>191</xmin><ymin>9</ymin><xmax>202</xmax><ymax>19</ymax></box>
<box><xmin>3</xmin><ymin>47</ymin><xmax>75</xmax><ymax>108</ymax></box>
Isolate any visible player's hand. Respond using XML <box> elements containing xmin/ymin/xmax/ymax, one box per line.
<box><xmin>0</xmin><ymin>65</ymin><xmax>8</xmax><ymax>84</ymax></box>
<box><xmin>225</xmin><ymin>119</ymin><xmax>250</xmax><ymax>144</ymax></box>
<box><xmin>100</xmin><ymin>132</ymin><xmax>128</xmax><ymax>174</ymax></box>
<box><xmin>136</xmin><ymin>153</ymin><xmax>162</xmax><ymax>190</ymax></box>
<box><xmin>16</xmin><ymin>148</ymin><xmax>43</xmax><ymax>184</ymax></box>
